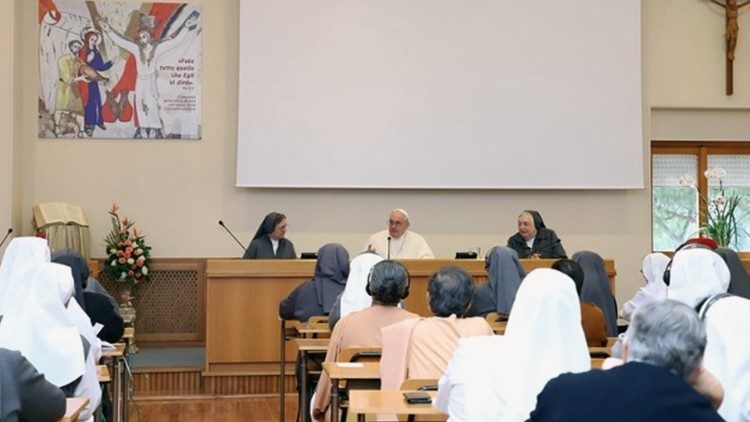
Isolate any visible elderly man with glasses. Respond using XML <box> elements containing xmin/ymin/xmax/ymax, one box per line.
<box><xmin>364</xmin><ymin>209</ymin><xmax>434</xmax><ymax>259</ymax></box>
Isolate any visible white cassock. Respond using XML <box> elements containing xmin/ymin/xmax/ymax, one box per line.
<box><xmin>363</xmin><ymin>230</ymin><xmax>434</xmax><ymax>259</ymax></box>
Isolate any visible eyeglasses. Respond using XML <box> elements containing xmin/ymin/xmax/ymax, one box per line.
<box><xmin>388</xmin><ymin>220</ymin><xmax>405</xmax><ymax>227</ymax></box>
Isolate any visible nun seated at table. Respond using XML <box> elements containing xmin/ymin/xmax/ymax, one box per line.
<box><xmin>243</xmin><ymin>212</ymin><xmax>297</xmax><ymax>259</ymax></box>
<box><xmin>619</xmin><ymin>253</ymin><xmax>670</xmax><ymax>321</ymax></box>
<box><xmin>551</xmin><ymin>259</ymin><xmax>607</xmax><ymax>347</ymax></box>
<box><xmin>52</xmin><ymin>249</ymin><xmax>124</xmax><ymax>344</ymax></box>
<box><xmin>506</xmin><ymin>210</ymin><xmax>567</xmax><ymax>259</ymax></box>
<box><xmin>0</xmin><ymin>263</ymin><xmax>101</xmax><ymax>421</ymax></box>
<box><xmin>327</xmin><ymin>251</ymin><xmax>384</xmax><ymax>330</ymax></box>
<box><xmin>278</xmin><ymin>243</ymin><xmax>350</xmax><ymax>322</ymax></box>
<box><xmin>312</xmin><ymin>260</ymin><xmax>417</xmax><ymax>421</ymax></box>
<box><xmin>379</xmin><ymin>266</ymin><xmax>493</xmax><ymax>391</ymax></box>
<box><xmin>437</xmin><ymin>269</ymin><xmax>590</xmax><ymax>421</ymax></box>
<box><xmin>572</xmin><ymin>251</ymin><xmax>618</xmax><ymax>337</ymax></box>
<box><xmin>471</xmin><ymin>246</ymin><xmax>525</xmax><ymax>318</ymax></box>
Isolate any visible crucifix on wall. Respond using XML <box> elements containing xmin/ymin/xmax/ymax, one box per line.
<box><xmin>711</xmin><ymin>0</ymin><xmax>750</xmax><ymax>95</ymax></box>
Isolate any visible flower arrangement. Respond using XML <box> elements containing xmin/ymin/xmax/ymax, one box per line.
<box><xmin>104</xmin><ymin>204</ymin><xmax>152</xmax><ymax>286</ymax></box>
<box><xmin>681</xmin><ymin>168</ymin><xmax>745</xmax><ymax>248</ymax></box>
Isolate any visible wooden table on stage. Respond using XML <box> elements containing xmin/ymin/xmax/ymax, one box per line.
<box><xmin>348</xmin><ymin>390</ymin><xmax>445</xmax><ymax>422</ymax></box>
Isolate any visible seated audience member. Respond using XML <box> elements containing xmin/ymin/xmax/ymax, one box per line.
<box><xmin>0</xmin><ymin>237</ymin><xmax>51</xmax><ymax>316</ymax></box>
<box><xmin>53</xmin><ymin>249</ymin><xmax>124</xmax><ymax>344</ymax></box>
<box><xmin>715</xmin><ymin>247</ymin><xmax>750</xmax><ymax>299</ymax></box>
<box><xmin>664</xmin><ymin>248</ymin><xmax>750</xmax><ymax>420</ymax></box>
<box><xmin>0</xmin><ymin>347</ymin><xmax>66</xmax><ymax>421</ymax></box>
<box><xmin>0</xmin><ymin>263</ymin><xmax>101</xmax><ymax>421</ymax></box>
<box><xmin>551</xmin><ymin>259</ymin><xmax>607</xmax><ymax>347</ymax></box>
<box><xmin>364</xmin><ymin>209</ymin><xmax>434</xmax><ymax>259</ymax></box>
<box><xmin>437</xmin><ymin>269</ymin><xmax>590</xmax><ymax>421</ymax></box>
<box><xmin>380</xmin><ymin>266</ymin><xmax>493</xmax><ymax>390</ymax></box>
<box><xmin>85</xmin><ymin>276</ymin><xmax>120</xmax><ymax>315</ymax></box>
<box><xmin>506</xmin><ymin>210</ymin><xmax>566</xmax><ymax>259</ymax></box>
<box><xmin>279</xmin><ymin>243</ymin><xmax>350</xmax><ymax>321</ymax></box>
<box><xmin>620</xmin><ymin>253</ymin><xmax>670</xmax><ymax>321</ymax></box>
<box><xmin>327</xmin><ymin>252</ymin><xmax>384</xmax><ymax>329</ymax></box>
<box><xmin>572</xmin><ymin>251</ymin><xmax>618</xmax><ymax>336</ymax></box>
<box><xmin>312</xmin><ymin>260</ymin><xmax>418</xmax><ymax>421</ymax></box>
<box><xmin>243</xmin><ymin>212</ymin><xmax>297</xmax><ymax>259</ymax></box>
<box><xmin>530</xmin><ymin>300</ymin><xmax>723</xmax><ymax>421</ymax></box>
<box><xmin>472</xmin><ymin>246</ymin><xmax>525</xmax><ymax>317</ymax></box>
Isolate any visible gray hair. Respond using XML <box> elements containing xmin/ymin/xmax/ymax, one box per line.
<box><xmin>626</xmin><ymin>299</ymin><xmax>706</xmax><ymax>380</ymax></box>
<box><xmin>428</xmin><ymin>266</ymin><xmax>475</xmax><ymax>317</ymax></box>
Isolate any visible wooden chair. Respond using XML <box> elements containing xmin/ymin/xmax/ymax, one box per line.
<box><xmin>308</xmin><ymin>315</ymin><xmax>329</xmax><ymax>328</ymax></box>
<box><xmin>484</xmin><ymin>312</ymin><xmax>509</xmax><ymax>323</ymax></box>
<box><xmin>399</xmin><ymin>379</ymin><xmax>445</xmax><ymax>422</ymax></box>
<box><xmin>591</xmin><ymin>358</ymin><xmax>606</xmax><ymax>369</ymax></box>
<box><xmin>338</xmin><ymin>347</ymin><xmax>382</xmax><ymax>364</ymax></box>
<box><xmin>399</xmin><ymin>378</ymin><xmax>438</xmax><ymax>391</ymax></box>
<box><xmin>338</xmin><ymin>347</ymin><xmax>383</xmax><ymax>420</ymax></box>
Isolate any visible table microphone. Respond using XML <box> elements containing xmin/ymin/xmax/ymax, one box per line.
<box><xmin>218</xmin><ymin>220</ymin><xmax>248</xmax><ymax>253</ymax></box>
<box><xmin>0</xmin><ymin>228</ymin><xmax>12</xmax><ymax>249</ymax></box>
<box><xmin>387</xmin><ymin>236</ymin><xmax>391</xmax><ymax>260</ymax></box>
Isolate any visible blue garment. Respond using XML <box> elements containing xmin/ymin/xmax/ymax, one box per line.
<box><xmin>530</xmin><ymin>362</ymin><xmax>722</xmax><ymax>422</ymax></box>
<box><xmin>83</xmin><ymin>49</ymin><xmax>112</xmax><ymax>127</ymax></box>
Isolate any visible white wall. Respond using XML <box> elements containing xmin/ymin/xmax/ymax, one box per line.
<box><xmin>23</xmin><ymin>0</ymin><xmax>736</xmax><ymax>306</ymax></box>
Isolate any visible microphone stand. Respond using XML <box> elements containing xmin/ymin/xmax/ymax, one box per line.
<box><xmin>387</xmin><ymin>236</ymin><xmax>391</xmax><ymax>260</ymax></box>
<box><xmin>217</xmin><ymin>221</ymin><xmax>248</xmax><ymax>253</ymax></box>
<box><xmin>0</xmin><ymin>228</ymin><xmax>12</xmax><ymax>249</ymax></box>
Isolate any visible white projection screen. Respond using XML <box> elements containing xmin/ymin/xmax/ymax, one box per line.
<box><xmin>236</xmin><ymin>0</ymin><xmax>643</xmax><ymax>189</ymax></box>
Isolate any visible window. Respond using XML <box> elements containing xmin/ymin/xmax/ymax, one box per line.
<box><xmin>652</xmin><ymin>142</ymin><xmax>750</xmax><ymax>251</ymax></box>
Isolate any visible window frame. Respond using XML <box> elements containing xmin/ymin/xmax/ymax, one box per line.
<box><xmin>651</xmin><ymin>141</ymin><xmax>750</xmax><ymax>255</ymax></box>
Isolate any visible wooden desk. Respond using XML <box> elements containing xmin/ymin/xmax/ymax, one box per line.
<box><xmin>97</xmin><ymin>364</ymin><xmax>111</xmax><ymax>383</ymax></box>
<box><xmin>348</xmin><ymin>390</ymin><xmax>445</xmax><ymax>422</ymax></box>
<box><xmin>59</xmin><ymin>397</ymin><xmax>90</xmax><ymax>422</ymax></box>
<box><xmin>295</xmin><ymin>338</ymin><xmax>330</xmax><ymax>421</ymax></box>
<box><xmin>322</xmin><ymin>362</ymin><xmax>380</xmax><ymax>422</ymax></box>
<box><xmin>101</xmin><ymin>343</ymin><xmax>127</xmax><ymax>422</ymax></box>
<box><xmin>122</xmin><ymin>327</ymin><xmax>134</xmax><ymax>339</ymax></box>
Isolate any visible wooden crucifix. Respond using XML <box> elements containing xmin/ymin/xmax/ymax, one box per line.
<box><xmin>711</xmin><ymin>0</ymin><xmax>750</xmax><ymax>95</ymax></box>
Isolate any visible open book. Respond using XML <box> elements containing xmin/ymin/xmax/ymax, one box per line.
<box><xmin>32</xmin><ymin>202</ymin><xmax>89</xmax><ymax>227</ymax></box>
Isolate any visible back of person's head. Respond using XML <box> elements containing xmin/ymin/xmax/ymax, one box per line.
<box><xmin>367</xmin><ymin>260</ymin><xmax>410</xmax><ymax>305</ymax></box>
<box><xmin>667</xmin><ymin>248</ymin><xmax>730</xmax><ymax>308</ymax></box>
<box><xmin>626</xmin><ymin>299</ymin><xmax>706</xmax><ymax>381</ymax></box>
<box><xmin>551</xmin><ymin>259</ymin><xmax>584</xmax><ymax>297</ymax></box>
<box><xmin>427</xmin><ymin>266</ymin><xmax>475</xmax><ymax>317</ymax></box>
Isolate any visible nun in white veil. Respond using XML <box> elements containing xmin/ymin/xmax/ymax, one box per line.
<box><xmin>0</xmin><ymin>237</ymin><xmax>51</xmax><ymax>316</ymax></box>
<box><xmin>620</xmin><ymin>253</ymin><xmax>670</xmax><ymax>321</ymax></box>
<box><xmin>0</xmin><ymin>263</ymin><xmax>101</xmax><ymax>421</ymax></box>
<box><xmin>327</xmin><ymin>252</ymin><xmax>384</xmax><ymax>329</ymax></box>
<box><xmin>667</xmin><ymin>248</ymin><xmax>747</xmax><ymax>420</ymax></box>
<box><xmin>437</xmin><ymin>268</ymin><xmax>590</xmax><ymax>422</ymax></box>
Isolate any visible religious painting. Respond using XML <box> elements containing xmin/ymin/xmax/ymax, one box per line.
<box><xmin>38</xmin><ymin>0</ymin><xmax>202</xmax><ymax>139</ymax></box>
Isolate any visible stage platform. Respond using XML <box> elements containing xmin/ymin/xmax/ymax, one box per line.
<box><xmin>131</xmin><ymin>347</ymin><xmax>295</xmax><ymax>398</ymax></box>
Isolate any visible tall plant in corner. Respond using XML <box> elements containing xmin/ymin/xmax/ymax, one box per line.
<box><xmin>699</xmin><ymin>168</ymin><xmax>745</xmax><ymax>249</ymax></box>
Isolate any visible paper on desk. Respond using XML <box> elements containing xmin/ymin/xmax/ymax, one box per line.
<box><xmin>93</xmin><ymin>323</ymin><xmax>104</xmax><ymax>335</ymax></box>
<box><xmin>100</xmin><ymin>341</ymin><xmax>116</xmax><ymax>351</ymax></box>
<box><xmin>336</xmin><ymin>362</ymin><xmax>364</xmax><ymax>368</ymax></box>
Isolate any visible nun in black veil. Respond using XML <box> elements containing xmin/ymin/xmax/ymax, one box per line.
<box><xmin>506</xmin><ymin>210</ymin><xmax>567</xmax><ymax>259</ymax></box>
<box><xmin>243</xmin><ymin>212</ymin><xmax>297</xmax><ymax>259</ymax></box>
